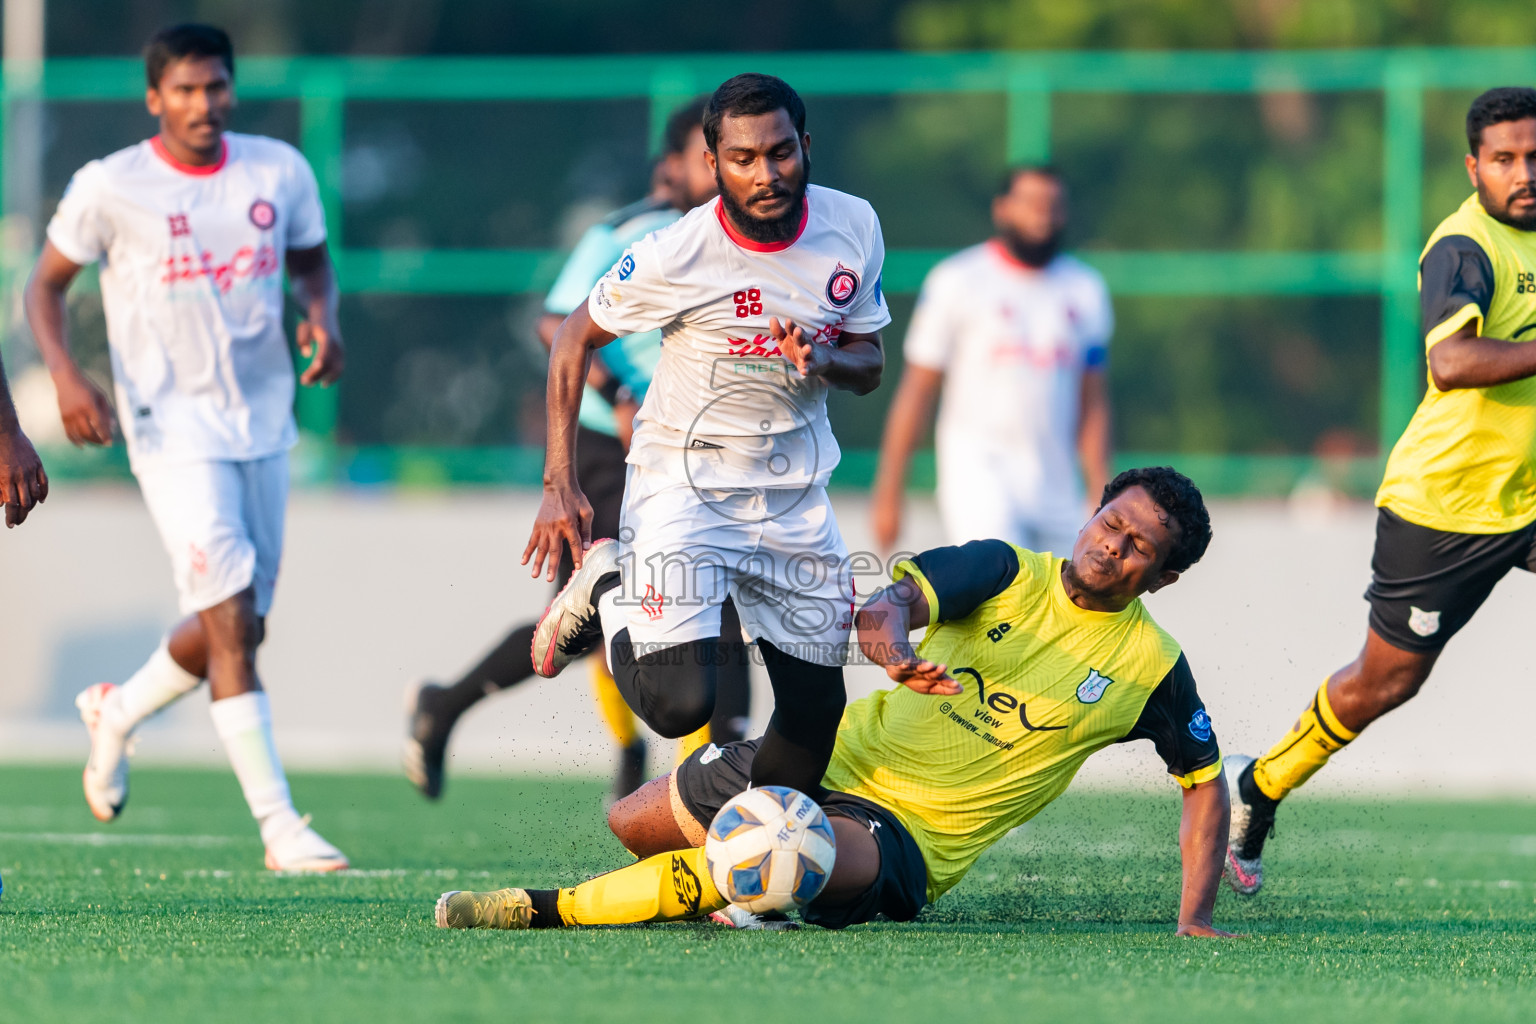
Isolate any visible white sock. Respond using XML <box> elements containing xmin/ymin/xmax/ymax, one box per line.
<box><xmin>109</xmin><ymin>640</ymin><xmax>203</xmax><ymax>733</ymax></box>
<box><xmin>208</xmin><ymin>691</ymin><xmax>301</xmax><ymax>844</ymax></box>
<box><xmin>598</xmin><ymin>587</ymin><xmax>625</xmax><ymax>674</ymax></box>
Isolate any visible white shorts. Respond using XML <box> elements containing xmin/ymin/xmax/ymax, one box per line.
<box><xmin>937</xmin><ymin>458</ymin><xmax>1084</xmax><ymax>559</ymax></box>
<box><xmin>614</xmin><ymin>464</ymin><xmax>854</xmax><ymax>667</ymax></box>
<box><xmin>136</xmin><ymin>454</ymin><xmax>288</xmax><ymax>617</ymax></box>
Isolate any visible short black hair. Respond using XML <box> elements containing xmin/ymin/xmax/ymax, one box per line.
<box><xmin>145</xmin><ymin>24</ymin><xmax>234</xmax><ymax>88</ymax></box>
<box><xmin>703</xmin><ymin>74</ymin><xmax>806</xmax><ymax>152</ymax></box>
<box><xmin>662</xmin><ymin>96</ymin><xmax>709</xmax><ymax>156</ymax></box>
<box><xmin>1100</xmin><ymin>466</ymin><xmax>1212</xmax><ymax>575</ymax></box>
<box><xmin>1467</xmin><ymin>87</ymin><xmax>1536</xmax><ymax>154</ymax></box>
<box><xmin>997</xmin><ymin>164</ymin><xmax>1061</xmax><ymax>197</ymax></box>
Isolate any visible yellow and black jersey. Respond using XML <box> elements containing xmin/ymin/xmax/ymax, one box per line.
<box><xmin>1377</xmin><ymin>194</ymin><xmax>1536</xmax><ymax>534</ymax></box>
<box><xmin>823</xmin><ymin>540</ymin><xmax>1220</xmax><ymax>902</ymax></box>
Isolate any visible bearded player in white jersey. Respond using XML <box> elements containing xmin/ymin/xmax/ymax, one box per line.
<box><xmin>23</xmin><ymin>25</ymin><xmax>348</xmax><ymax>871</ymax></box>
<box><xmin>525</xmin><ymin>73</ymin><xmax>889</xmax><ymax>795</ymax></box>
<box><xmin>872</xmin><ymin>166</ymin><xmax>1113</xmax><ymax>557</ymax></box>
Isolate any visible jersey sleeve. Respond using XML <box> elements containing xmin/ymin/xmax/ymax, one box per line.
<box><xmin>1078</xmin><ymin>270</ymin><xmax>1114</xmax><ymax>370</ymax></box>
<box><xmin>586</xmin><ymin>234</ymin><xmax>680</xmax><ymax>337</ymax></box>
<box><xmin>1419</xmin><ymin>234</ymin><xmax>1493</xmax><ymax>350</ymax></box>
<box><xmin>901</xmin><ymin>263</ymin><xmax>959</xmax><ymax>371</ymax></box>
<box><xmin>46</xmin><ymin>164</ymin><xmax>110</xmax><ymax>266</ymax></box>
<box><xmin>840</xmin><ymin>206</ymin><xmax>891</xmax><ymax>334</ymax></box>
<box><xmin>892</xmin><ymin>539</ymin><xmax>1020</xmax><ymax>624</ymax></box>
<box><xmin>284</xmin><ymin>150</ymin><xmax>328</xmax><ymax>250</ymax></box>
<box><xmin>545</xmin><ymin>223</ymin><xmax>622</xmax><ymax>316</ymax></box>
<box><xmin>1116</xmin><ymin>653</ymin><xmax>1221</xmax><ymax>788</ymax></box>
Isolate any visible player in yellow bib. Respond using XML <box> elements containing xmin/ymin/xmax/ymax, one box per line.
<box><xmin>1226</xmin><ymin>87</ymin><xmax>1536</xmax><ymax>895</ymax></box>
<box><xmin>433</xmin><ymin>467</ymin><xmax>1236</xmax><ymax>937</ymax></box>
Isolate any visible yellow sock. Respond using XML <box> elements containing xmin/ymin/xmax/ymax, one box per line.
<box><xmin>555</xmin><ymin>846</ymin><xmax>726</xmax><ymax>926</ymax></box>
<box><xmin>675</xmin><ymin>722</ymin><xmax>711</xmax><ymax>767</ymax></box>
<box><xmin>1252</xmin><ymin>680</ymin><xmax>1359</xmax><ymax>800</ymax></box>
<box><xmin>590</xmin><ymin>660</ymin><xmax>638</xmax><ymax>748</ymax></box>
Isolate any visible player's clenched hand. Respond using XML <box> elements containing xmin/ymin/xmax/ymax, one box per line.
<box><xmin>0</xmin><ymin>425</ymin><xmax>48</xmax><ymax>527</ymax></box>
<box><xmin>298</xmin><ymin>321</ymin><xmax>345</xmax><ymax>387</ymax></box>
<box><xmin>886</xmin><ymin>658</ymin><xmax>961</xmax><ymax>696</ymax></box>
<box><xmin>1176</xmin><ymin>922</ymin><xmax>1244</xmax><ymax>938</ymax></box>
<box><xmin>522</xmin><ymin>482</ymin><xmax>593</xmax><ymax>582</ymax></box>
<box><xmin>54</xmin><ymin>370</ymin><xmax>114</xmax><ymax>446</ymax></box>
<box><xmin>771</xmin><ymin>316</ymin><xmax>831</xmax><ymax>378</ymax></box>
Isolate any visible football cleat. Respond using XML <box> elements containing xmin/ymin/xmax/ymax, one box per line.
<box><xmin>264</xmin><ymin>815</ymin><xmax>350</xmax><ymax>873</ymax></box>
<box><xmin>708</xmin><ymin>905</ymin><xmax>801</xmax><ymax>931</ymax></box>
<box><xmin>531</xmin><ymin>537</ymin><xmax>619</xmax><ymax>678</ymax></box>
<box><xmin>76</xmin><ymin>683</ymin><xmax>131</xmax><ymax>823</ymax></box>
<box><xmin>1223</xmin><ymin>753</ymin><xmax>1277</xmax><ymax>896</ymax></box>
<box><xmin>403</xmin><ymin>680</ymin><xmax>452</xmax><ymax>800</ymax></box>
<box><xmin>435</xmin><ymin>887</ymin><xmax>535</xmax><ymax>930</ymax></box>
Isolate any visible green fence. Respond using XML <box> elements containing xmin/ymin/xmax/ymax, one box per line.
<box><xmin>6</xmin><ymin>48</ymin><xmax>1536</xmax><ymax>494</ymax></box>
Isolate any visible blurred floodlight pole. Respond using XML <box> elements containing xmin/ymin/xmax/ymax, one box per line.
<box><xmin>2</xmin><ymin>0</ymin><xmax>45</xmax><ymax>363</ymax></box>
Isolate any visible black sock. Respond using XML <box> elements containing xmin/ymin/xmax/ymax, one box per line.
<box><xmin>526</xmin><ymin>888</ymin><xmax>564</xmax><ymax>928</ymax></box>
<box><xmin>1238</xmin><ymin>761</ymin><xmax>1279</xmax><ymax>811</ymax></box>
<box><xmin>749</xmin><ymin>641</ymin><xmax>845</xmax><ymax>797</ymax></box>
<box><xmin>711</xmin><ymin>601</ymin><xmax>753</xmax><ymax>744</ymax></box>
<box><xmin>437</xmin><ymin>623</ymin><xmax>537</xmax><ymax>722</ymax></box>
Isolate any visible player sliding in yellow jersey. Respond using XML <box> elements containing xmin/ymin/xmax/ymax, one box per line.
<box><xmin>434</xmin><ymin>467</ymin><xmax>1237</xmax><ymax>937</ymax></box>
<box><xmin>1225</xmin><ymin>87</ymin><xmax>1536</xmax><ymax>896</ymax></box>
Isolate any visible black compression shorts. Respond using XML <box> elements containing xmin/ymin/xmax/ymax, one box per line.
<box><xmin>675</xmin><ymin>739</ymin><xmax>927</xmax><ymax>929</ymax></box>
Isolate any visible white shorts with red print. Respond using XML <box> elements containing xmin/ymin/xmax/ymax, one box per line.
<box><xmin>135</xmin><ymin>454</ymin><xmax>288</xmax><ymax>617</ymax></box>
<box><xmin>614</xmin><ymin>463</ymin><xmax>854</xmax><ymax>666</ymax></box>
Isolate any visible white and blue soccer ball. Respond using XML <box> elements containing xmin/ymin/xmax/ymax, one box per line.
<box><xmin>704</xmin><ymin>786</ymin><xmax>837</xmax><ymax>914</ymax></box>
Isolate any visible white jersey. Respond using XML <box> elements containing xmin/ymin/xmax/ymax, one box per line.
<box><xmin>46</xmin><ymin>133</ymin><xmax>327</xmax><ymax>471</ymax></box>
<box><xmin>904</xmin><ymin>241</ymin><xmax>1112</xmax><ymax>520</ymax></box>
<box><xmin>587</xmin><ymin>184</ymin><xmax>890</xmax><ymax>490</ymax></box>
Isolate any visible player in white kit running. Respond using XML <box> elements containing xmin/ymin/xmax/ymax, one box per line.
<box><xmin>872</xmin><ymin>166</ymin><xmax>1114</xmax><ymax>557</ymax></box>
<box><xmin>0</xmin><ymin>355</ymin><xmax>47</xmax><ymax>527</ymax></box>
<box><xmin>525</xmin><ymin>74</ymin><xmax>889</xmax><ymax>795</ymax></box>
<box><xmin>23</xmin><ymin>25</ymin><xmax>348</xmax><ymax>871</ymax></box>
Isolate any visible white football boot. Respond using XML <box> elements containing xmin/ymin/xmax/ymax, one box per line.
<box><xmin>708</xmin><ymin>905</ymin><xmax>801</xmax><ymax>931</ymax></box>
<box><xmin>531</xmin><ymin>537</ymin><xmax>619</xmax><ymax>678</ymax></box>
<box><xmin>76</xmin><ymin>683</ymin><xmax>132</xmax><ymax>822</ymax></box>
<box><xmin>1223</xmin><ymin>753</ymin><xmax>1277</xmax><ymax>896</ymax></box>
<box><xmin>264</xmin><ymin>814</ymin><xmax>350</xmax><ymax>873</ymax></box>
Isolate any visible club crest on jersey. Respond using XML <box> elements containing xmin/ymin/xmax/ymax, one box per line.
<box><xmin>1075</xmin><ymin>668</ymin><xmax>1114</xmax><ymax>704</ymax></box>
<box><xmin>1188</xmin><ymin>708</ymin><xmax>1213</xmax><ymax>742</ymax></box>
<box><xmin>248</xmin><ymin>199</ymin><xmax>276</xmax><ymax>230</ymax></box>
<box><xmin>826</xmin><ymin>264</ymin><xmax>859</xmax><ymax>308</ymax></box>
<box><xmin>1408</xmin><ymin>606</ymin><xmax>1441</xmax><ymax>637</ymax></box>
<box><xmin>167</xmin><ymin>213</ymin><xmax>191</xmax><ymax>238</ymax></box>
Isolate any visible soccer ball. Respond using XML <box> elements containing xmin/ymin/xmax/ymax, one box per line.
<box><xmin>704</xmin><ymin>786</ymin><xmax>837</xmax><ymax>914</ymax></box>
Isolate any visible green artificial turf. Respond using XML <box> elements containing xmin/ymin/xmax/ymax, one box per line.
<box><xmin>1</xmin><ymin>764</ymin><xmax>1532</xmax><ymax>1023</ymax></box>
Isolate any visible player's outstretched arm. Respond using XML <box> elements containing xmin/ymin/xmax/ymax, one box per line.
<box><xmin>1175</xmin><ymin>774</ymin><xmax>1241</xmax><ymax>938</ymax></box>
<box><xmin>772</xmin><ymin>317</ymin><xmax>883</xmax><ymax>396</ymax></box>
<box><xmin>523</xmin><ymin>303</ymin><xmax>619</xmax><ymax>580</ymax></box>
<box><xmin>286</xmin><ymin>243</ymin><xmax>344</xmax><ymax>387</ymax></box>
<box><xmin>855</xmin><ymin>576</ymin><xmax>960</xmax><ymax>696</ymax></box>
<box><xmin>24</xmin><ymin>242</ymin><xmax>115</xmax><ymax>447</ymax></box>
<box><xmin>1426</xmin><ymin>320</ymin><xmax>1536</xmax><ymax>390</ymax></box>
<box><xmin>0</xmin><ymin>360</ymin><xmax>48</xmax><ymax>527</ymax></box>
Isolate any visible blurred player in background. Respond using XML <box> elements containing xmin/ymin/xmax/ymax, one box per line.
<box><xmin>23</xmin><ymin>25</ymin><xmax>348</xmax><ymax>871</ymax></box>
<box><xmin>404</xmin><ymin>99</ymin><xmax>755</xmax><ymax>803</ymax></box>
<box><xmin>1226</xmin><ymin>87</ymin><xmax>1536</xmax><ymax>895</ymax></box>
<box><xmin>0</xmin><ymin>356</ymin><xmax>47</xmax><ymax>527</ymax></box>
<box><xmin>525</xmin><ymin>73</ymin><xmax>889</xmax><ymax>798</ymax></box>
<box><xmin>872</xmin><ymin>166</ymin><xmax>1112</xmax><ymax>555</ymax></box>
<box><xmin>437</xmin><ymin>469</ymin><xmax>1233</xmax><ymax>938</ymax></box>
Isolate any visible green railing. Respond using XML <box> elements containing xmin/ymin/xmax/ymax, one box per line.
<box><xmin>7</xmin><ymin>48</ymin><xmax>1536</xmax><ymax>494</ymax></box>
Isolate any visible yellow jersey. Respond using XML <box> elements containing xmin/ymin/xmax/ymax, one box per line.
<box><xmin>1376</xmin><ymin>194</ymin><xmax>1536</xmax><ymax>533</ymax></box>
<box><xmin>822</xmin><ymin>541</ymin><xmax>1220</xmax><ymax>903</ymax></box>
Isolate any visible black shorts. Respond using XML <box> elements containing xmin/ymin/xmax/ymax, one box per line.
<box><xmin>554</xmin><ymin>426</ymin><xmax>628</xmax><ymax>590</ymax></box>
<box><xmin>675</xmin><ymin>739</ymin><xmax>928</xmax><ymax>929</ymax></box>
<box><xmin>1365</xmin><ymin>506</ymin><xmax>1536</xmax><ymax>652</ymax></box>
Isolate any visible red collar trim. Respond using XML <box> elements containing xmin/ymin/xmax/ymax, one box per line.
<box><xmin>714</xmin><ymin>194</ymin><xmax>809</xmax><ymax>253</ymax></box>
<box><xmin>151</xmin><ymin>135</ymin><xmax>228</xmax><ymax>176</ymax></box>
<box><xmin>988</xmin><ymin>238</ymin><xmax>1049</xmax><ymax>272</ymax></box>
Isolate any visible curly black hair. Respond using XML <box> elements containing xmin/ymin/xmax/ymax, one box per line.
<box><xmin>1099</xmin><ymin>466</ymin><xmax>1212</xmax><ymax>574</ymax></box>
<box><xmin>703</xmin><ymin>74</ymin><xmax>806</xmax><ymax>152</ymax></box>
<box><xmin>1467</xmin><ymin>87</ymin><xmax>1536</xmax><ymax>154</ymax></box>
<box><xmin>144</xmin><ymin>24</ymin><xmax>233</xmax><ymax>88</ymax></box>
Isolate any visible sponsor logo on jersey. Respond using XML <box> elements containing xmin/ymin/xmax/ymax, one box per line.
<box><xmin>1408</xmin><ymin>606</ymin><xmax>1441</xmax><ymax>637</ymax></box>
<box><xmin>733</xmin><ymin>288</ymin><xmax>763</xmax><ymax>317</ymax></box>
<box><xmin>699</xmin><ymin>743</ymin><xmax>723</xmax><ymax>765</ymax></box>
<box><xmin>1075</xmin><ymin>668</ymin><xmax>1114</xmax><ymax>704</ymax></box>
<box><xmin>618</xmin><ymin>252</ymin><xmax>636</xmax><ymax>281</ymax></box>
<box><xmin>248</xmin><ymin>199</ymin><xmax>276</xmax><ymax>230</ymax></box>
<box><xmin>641</xmin><ymin>584</ymin><xmax>665</xmax><ymax>620</ymax></box>
<box><xmin>160</xmin><ymin>246</ymin><xmax>280</xmax><ymax>293</ymax></box>
<box><xmin>167</xmin><ymin>213</ymin><xmax>191</xmax><ymax>238</ymax></box>
<box><xmin>986</xmin><ymin>622</ymin><xmax>1012</xmax><ymax>643</ymax></box>
<box><xmin>826</xmin><ymin>264</ymin><xmax>859</xmax><ymax>307</ymax></box>
<box><xmin>1188</xmin><ymin>708</ymin><xmax>1213</xmax><ymax>742</ymax></box>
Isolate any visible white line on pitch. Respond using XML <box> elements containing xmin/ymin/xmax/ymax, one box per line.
<box><xmin>0</xmin><ymin>830</ymin><xmax>238</xmax><ymax>847</ymax></box>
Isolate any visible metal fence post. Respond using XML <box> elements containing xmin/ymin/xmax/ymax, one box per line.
<box><xmin>1005</xmin><ymin>63</ymin><xmax>1051</xmax><ymax>165</ymax></box>
<box><xmin>1379</xmin><ymin>58</ymin><xmax>1425</xmax><ymax>456</ymax></box>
